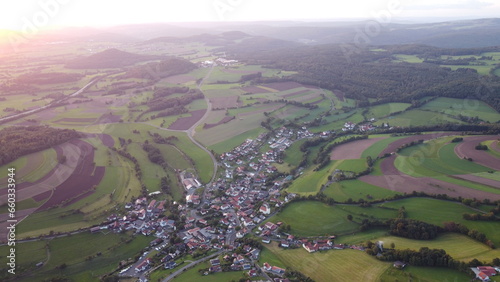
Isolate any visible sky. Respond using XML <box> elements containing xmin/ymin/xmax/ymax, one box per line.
<box><xmin>0</xmin><ymin>0</ymin><xmax>499</xmax><ymax>31</ymax></box>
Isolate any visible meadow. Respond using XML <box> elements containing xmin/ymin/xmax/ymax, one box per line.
<box><xmin>420</xmin><ymin>97</ymin><xmax>500</xmax><ymax>122</ymax></box>
<box><xmin>324</xmin><ymin>180</ymin><xmax>402</xmax><ymax>202</ymax></box>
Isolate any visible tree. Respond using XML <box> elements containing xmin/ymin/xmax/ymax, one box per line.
<box><xmin>347</xmin><ymin>215</ymin><xmax>353</xmax><ymax>221</ymax></box>
<box><xmin>390</xmin><ymin>242</ymin><xmax>395</xmax><ymax>249</ymax></box>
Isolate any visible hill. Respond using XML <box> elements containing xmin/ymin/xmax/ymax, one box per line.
<box><xmin>125</xmin><ymin>57</ymin><xmax>197</xmax><ymax>80</ymax></box>
<box><xmin>66</xmin><ymin>48</ymin><xmax>162</xmax><ymax>69</ymax></box>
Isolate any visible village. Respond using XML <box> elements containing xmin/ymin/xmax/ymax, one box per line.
<box><xmin>86</xmin><ymin>124</ymin><xmax>374</xmax><ymax>280</ymax></box>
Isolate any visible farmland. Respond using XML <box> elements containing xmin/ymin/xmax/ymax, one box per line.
<box><xmin>2</xmin><ymin>21</ymin><xmax>500</xmax><ymax>282</ymax></box>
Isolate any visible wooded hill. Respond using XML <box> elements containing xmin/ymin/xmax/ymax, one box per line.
<box><xmin>228</xmin><ymin>43</ymin><xmax>500</xmax><ymax>111</ymax></box>
<box><xmin>0</xmin><ymin>126</ymin><xmax>81</xmax><ymax>166</ymax></box>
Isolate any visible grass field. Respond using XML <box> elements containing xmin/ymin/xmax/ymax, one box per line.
<box><xmin>395</xmin><ymin>138</ymin><xmax>491</xmax><ymax>177</ymax></box>
<box><xmin>336</xmin><ymin>159</ymin><xmax>368</xmax><ymax>173</ymax></box>
<box><xmin>365</xmin><ymin>103</ymin><xmax>412</xmax><ymax>119</ymax></box>
<box><xmin>376</xmin><ymin>233</ymin><xmax>500</xmax><ymax>262</ymax></box>
<box><xmin>378</xmin><ymin>197</ymin><xmax>500</xmax><ymax>246</ymax></box>
<box><xmin>169</xmin><ymin>261</ymin><xmax>247</xmax><ymax>282</ymax></box>
<box><xmin>266</xmin><ymin>201</ymin><xmax>360</xmax><ymax>236</ymax></box>
<box><xmin>324</xmin><ymin>180</ymin><xmax>402</xmax><ymax>202</ymax></box>
<box><xmin>378</xmin><ymin>265</ymin><xmax>472</xmax><ymax>282</ymax></box>
<box><xmin>361</xmin><ymin>135</ymin><xmax>408</xmax><ymax>158</ymax></box>
<box><xmin>0</xmin><ymin>147</ymin><xmax>57</xmax><ymax>185</ymax></box>
<box><xmin>264</xmin><ymin>241</ymin><xmax>391</xmax><ymax>282</ymax></box>
<box><xmin>394</xmin><ymin>54</ymin><xmax>425</xmax><ymax>63</ymax></box>
<box><xmin>420</xmin><ymin>97</ymin><xmax>500</xmax><ymax>122</ymax></box>
<box><xmin>12</xmin><ymin>233</ymin><xmax>151</xmax><ymax>282</ymax></box>
<box><xmin>374</xmin><ymin>109</ymin><xmax>464</xmax><ymax>128</ymax></box>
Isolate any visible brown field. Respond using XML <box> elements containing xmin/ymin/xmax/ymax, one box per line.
<box><xmin>333</xmin><ymin>89</ymin><xmax>345</xmax><ymax>101</ymax></box>
<box><xmin>168</xmin><ymin>109</ymin><xmax>206</xmax><ymax>130</ymax></box>
<box><xmin>0</xmin><ymin>142</ymin><xmax>82</xmax><ymax>204</ymax></box>
<box><xmin>210</xmin><ymin>96</ymin><xmax>240</xmax><ymax>109</ymax></box>
<box><xmin>331</xmin><ymin>137</ymin><xmax>387</xmax><ymax>160</ymax></box>
<box><xmin>455</xmin><ymin>136</ymin><xmax>500</xmax><ymax>170</ymax></box>
<box><xmin>380</xmin><ymin>132</ymin><xmax>460</xmax><ymax>157</ymax></box>
<box><xmin>37</xmin><ymin>139</ymin><xmax>105</xmax><ymax>210</ymax></box>
<box><xmin>360</xmin><ymin>155</ymin><xmax>500</xmax><ymax>200</ymax></box>
<box><xmin>452</xmin><ymin>174</ymin><xmax>500</xmax><ymax>189</ymax></box>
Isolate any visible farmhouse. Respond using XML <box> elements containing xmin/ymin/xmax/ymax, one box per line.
<box><xmin>471</xmin><ymin>266</ymin><xmax>498</xmax><ymax>281</ymax></box>
<box><xmin>135</xmin><ymin>258</ymin><xmax>152</xmax><ymax>272</ymax></box>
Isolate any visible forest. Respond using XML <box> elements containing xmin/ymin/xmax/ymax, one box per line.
<box><xmin>0</xmin><ymin>126</ymin><xmax>81</xmax><ymax>166</ymax></box>
<box><xmin>229</xmin><ymin>43</ymin><xmax>500</xmax><ymax>111</ymax></box>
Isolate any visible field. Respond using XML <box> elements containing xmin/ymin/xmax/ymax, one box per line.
<box><xmin>0</xmin><ymin>147</ymin><xmax>57</xmax><ymax>185</ymax></box>
<box><xmin>376</xmin><ymin>233</ymin><xmax>500</xmax><ymax>262</ymax></box>
<box><xmin>374</xmin><ymin>109</ymin><xmax>464</xmax><ymax>128</ymax></box>
<box><xmin>266</xmin><ymin>201</ymin><xmax>360</xmax><ymax>236</ymax></box>
<box><xmin>331</xmin><ymin>137</ymin><xmax>387</xmax><ymax>160</ymax></box>
<box><xmin>420</xmin><ymin>97</ymin><xmax>500</xmax><ymax>123</ymax></box>
<box><xmin>169</xmin><ymin>261</ymin><xmax>247</xmax><ymax>282</ymax></box>
<box><xmin>324</xmin><ymin>180</ymin><xmax>402</xmax><ymax>202</ymax></box>
<box><xmin>0</xmin><ymin>232</ymin><xmax>151</xmax><ymax>282</ymax></box>
<box><xmin>264</xmin><ymin>241</ymin><xmax>391</xmax><ymax>282</ymax></box>
<box><xmin>378</xmin><ymin>197</ymin><xmax>500</xmax><ymax>246</ymax></box>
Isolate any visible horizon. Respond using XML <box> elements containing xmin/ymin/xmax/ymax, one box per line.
<box><xmin>1</xmin><ymin>0</ymin><xmax>500</xmax><ymax>31</ymax></box>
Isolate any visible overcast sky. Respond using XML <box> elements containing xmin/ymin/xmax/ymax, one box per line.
<box><xmin>0</xmin><ymin>0</ymin><xmax>499</xmax><ymax>30</ymax></box>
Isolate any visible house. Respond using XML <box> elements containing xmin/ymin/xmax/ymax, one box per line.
<box><xmin>262</xmin><ymin>237</ymin><xmax>271</xmax><ymax>244</ymax></box>
<box><xmin>248</xmin><ymin>270</ymin><xmax>258</xmax><ymax>277</ymax></box>
<box><xmin>210</xmin><ymin>258</ymin><xmax>220</xmax><ymax>266</ymax></box>
<box><xmin>259</xmin><ymin>204</ymin><xmax>270</xmax><ymax>215</ymax></box>
<box><xmin>135</xmin><ymin>258</ymin><xmax>151</xmax><ymax>272</ymax></box>
<box><xmin>147</xmin><ymin>200</ymin><xmax>157</xmax><ymax>213</ymax></box>
<box><xmin>242</xmin><ymin>263</ymin><xmax>252</xmax><ymax>270</ymax></box>
<box><xmin>472</xmin><ymin>266</ymin><xmax>497</xmax><ymax>282</ymax></box>
<box><xmin>280</xmin><ymin>241</ymin><xmax>289</xmax><ymax>248</ymax></box>
<box><xmin>164</xmin><ymin>261</ymin><xmax>177</xmax><ymax>269</ymax></box>
<box><xmin>263</xmin><ymin>262</ymin><xmax>272</xmax><ymax>271</ymax></box>
<box><xmin>271</xmin><ymin>266</ymin><xmax>286</xmax><ymax>275</ymax></box>
<box><xmin>393</xmin><ymin>261</ymin><xmax>406</xmax><ymax>269</ymax></box>
<box><xmin>303</xmin><ymin>242</ymin><xmax>318</xmax><ymax>253</ymax></box>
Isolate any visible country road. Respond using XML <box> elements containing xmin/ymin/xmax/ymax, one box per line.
<box><xmin>162</xmin><ymin>250</ymin><xmax>223</xmax><ymax>282</ymax></box>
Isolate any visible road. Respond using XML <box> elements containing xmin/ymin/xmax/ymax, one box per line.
<box><xmin>0</xmin><ymin>78</ymin><xmax>100</xmax><ymax>124</ymax></box>
<box><xmin>162</xmin><ymin>250</ymin><xmax>223</xmax><ymax>282</ymax></box>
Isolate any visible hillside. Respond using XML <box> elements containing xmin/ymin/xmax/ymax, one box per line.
<box><xmin>66</xmin><ymin>48</ymin><xmax>162</xmax><ymax>69</ymax></box>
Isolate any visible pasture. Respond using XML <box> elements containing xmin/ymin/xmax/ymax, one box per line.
<box><xmin>420</xmin><ymin>97</ymin><xmax>500</xmax><ymax>122</ymax></box>
<box><xmin>378</xmin><ymin>265</ymin><xmax>471</xmax><ymax>282</ymax></box>
<box><xmin>378</xmin><ymin>197</ymin><xmax>500</xmax><ymax>246</ymax></box>
<box><xmin>11</xmin><ymin>232</ymin><xmax>151</xmax><ymax>282</ymax></box>
<box><xmin>395</xmin><ymin>138</ymin><xmax>491</xmax><ymax>177</ymax></box>
<box><xmin>365</xmin><ymin>103</ymin><xmax>411</xmax><ymax>119</ymax></box>
<box><xmin>264</xmin><ymin>241</ymin><xmax>391</xmax><ymax>282</ymax></box>
<box><xmin>373</xmin><ymin>109</ymin><xmax>464</xmax><ymax>128</ymax></box>
<box><xmin>324</xmin><ymin>180</ymin><xmax>402</xmax><ymax>202</ymax></box>
<box><xmin>266</xmin><ymin>201</ymin><xmax>360</xmax><ymax>236</ymax></box>
<box><xmin>376</xmin><ymin>233</ymin><xmax>500</xmax><ymax>262</ymax></box>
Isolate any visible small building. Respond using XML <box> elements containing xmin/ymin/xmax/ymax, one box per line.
<box><xmin>393</xmin><ymin>261</ymin><xmax>406</xmax><ymax>269</ymax></box>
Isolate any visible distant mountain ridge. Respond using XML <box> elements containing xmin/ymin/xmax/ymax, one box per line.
<box><xmin>66</xmin><ymin>48</ymin><xmax>162</xmax><ymax>69</ymax></box>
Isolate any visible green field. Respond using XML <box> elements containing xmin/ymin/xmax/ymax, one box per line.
<box><xmin>394</xmin><ymin>54</ymin><xmax>425</xmax><ymax>63</ymax></box>
<box><xmin>324</xmin><ymin>180</ymin><xmax>402</xmax><ymax>202</ymax></box>
<box><xmin>365</xmin><ymin>103</ymin><xmax>412</xmax><ymax>119</ymax></box>
<box><xmin>374</xmin><ymin>109</ymin><xmax>464</xmax><ymax>128</ymax></box>
<box><xmin>266</xmin><ymin>201</ymin><xmax>360</xmax><ymax>236</ymax></box>
<box><xmin>169</xmin><ymin>261</ymin><xmax>247</xmax><ymax>282</ymax></box>
<box><xmin>395</xmin><ymin>138</ymin><xmax>491</xmax><ymax>177</ymax></box>
<box><xmin>420</xmin><ymin>97</ymin><xmax>500</xmax><ymax>122</ymax></box>
<box><xmin>0</xmin><ymin>147</ymin><xmax>57</xmax><ymax>185</ymax></box>
<box><xmin>378</xmin><ymin>265</ymin><xmax>472</xmax><ymax>282</ymax></box>
<box><xmin>378</xmin><ymin>197</ymin><xmax>500</xmax><ymax>246</ymax></box>
<box><xmin>361</xmin><ymin>135</ymin><xmax>408</xmax><ymax>158</ymax></box>
<box><xmin>264</xmin><ymin>241</ymin><xmax>391</xmax><ymax>282</ymax></box>
<box><xmin>336</xmin><ymin>159</ymin><xmax>368</xmax><ymax>173</ymax></box>
<box><xmin>376</xmin><ymin>233</ymin><xmax>500</xmax><ymax>262</ymax></box>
